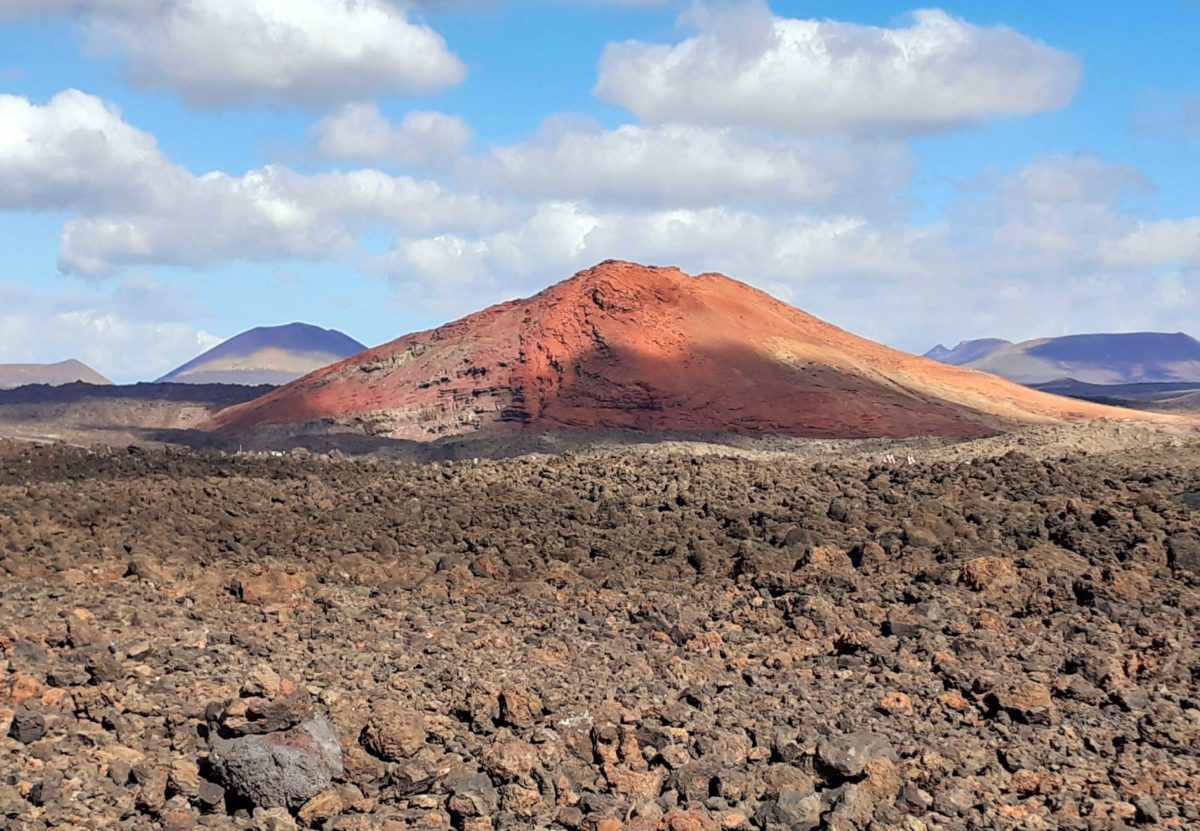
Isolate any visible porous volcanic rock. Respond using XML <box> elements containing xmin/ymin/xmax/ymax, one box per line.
<box><xmin>208</xmin><ymin>261</ymin><xmax>1169</xmax><ymax>442</ymax></box>
<box><xmin>209</xmin><ymin>716</ymin><xmax>344</xmax><ymax>809</ymax></box>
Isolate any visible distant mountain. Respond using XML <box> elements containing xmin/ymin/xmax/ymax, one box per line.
<box><xmin>0</xmin><ymin>359</ymin><xmax>111</xmax><ymax>390</ymax></box>
<box><xmin>158</xmin><ymin>323</ymin><xmax>366</xmax><ymax>386</ymax></box>
<box><xmin>925</xmin><ymin>332</ymin><xmax>1200</xmax><ymax>384</ymax></box>
<box><xmin>924</xmin><ymin>339</ymin><xmax>1012</xmax><ymax>366</ymax></box>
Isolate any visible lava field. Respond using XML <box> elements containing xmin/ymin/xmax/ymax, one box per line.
<box><xmin>1</xmin><ymin>438</ymin><xmax>1199</xmax><ymax>830</ymax></box>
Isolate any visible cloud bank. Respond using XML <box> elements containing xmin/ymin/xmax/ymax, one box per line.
<box><xmin>596</xmin><ymin>5</ymin><xmax>1081</xmax><ymax>134</ymax></box>
<box><xmin>2</xmin><ymin>0</ymin><xmax>465</xmax><ymax>106</ymax></box>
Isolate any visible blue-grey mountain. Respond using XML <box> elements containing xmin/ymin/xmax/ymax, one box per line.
<box><xmin>924</xmin><ymin>332</ymin><xmax>1200</xmax><ymax>384</ymax></box>
<box><xmin>158</xmin><ymin>323</ymin><xmax>366</xmax><ymax>386</ymax></box>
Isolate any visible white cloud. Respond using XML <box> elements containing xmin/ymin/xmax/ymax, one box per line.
<box><xmin>1103</xmin><ymin>218</ymin><xmax>1200</xmax><ymax>268</ymax></box>
<box><xmin>410</xmin><ymin>0</ymin><xmax>668</xmax><ymax>7</ymax></box>
<box><xmin>0</xmin><ymin>89</ymin><xmax>185</xmax><ymax>213</ymax></box>
<box><xmin>3</xmin><ymin>88</ymin><xmax>1199</xmax><ymax>353</ymax></box>
<box><xmin>0</xmin><ymin>91</ymin><xmax>507</xmax><ymax>274</ymax></box>
<box><xmin>595</xmin><ymin>4</ymin><xmax>1080</xmax><ymax>134</ymax></box>
<box><xmin>3</xmin><ymin>0</ymin><xmax>465</xmax><ymax>106</ymax></box>
<box><xmin>58</xmin><ymin>166</ymin><xmax>510</xmax><ymax>274</ymax></box>
<box><xmin>472</xmin><ymin>116</ymin><xmax>912</xmax><ymax>211</ymax></box>
<box><xmin>0</xmin><ymin>0</ymin><xmax>154</xmax><ymax>15</ymax></box>
<box><xmin>999</xmin><ymin>154</ymin><xmax>1151</xmax><ymax>206</ymax></box>
<box><xmin>0</xmin><ymin>275</ymin><xmax>221</xmax><ymax>381</ymax></box>
<box><xmin>903</xmin><ymin>156</ymin><xmax>1199</xmax><ymax>346</ymax></box>
<box><xmin>310</xmin><ymin>103</ymin><xmax>472</xmax><ymax>167</ymax></box>
<box><xmin>967</xmin><ymin>155</ymin><xmax>1153</xmax><ymax>270</ymax></box>
<box><xmin>378</xmin><ymin>201</ymin><xmax>941</xmax><ymax>315</ymax></box>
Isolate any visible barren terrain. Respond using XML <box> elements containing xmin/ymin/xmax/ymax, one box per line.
<box><xmin>0</xmin><ymin>383</ymin><xmax>273</xmax><ymax>448</ymax></box>
<box><xmin>211</xmin><ymin>262</ymin><xmax>1180</xmax><ymax>442</ymax></box>
<box><xmin>2</xmin><ymin>428</ymin><xmax>1199</xmax><ymax>830</ymax></box>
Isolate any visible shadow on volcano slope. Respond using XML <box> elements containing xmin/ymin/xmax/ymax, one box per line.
<box><xmin>206</xmin><ymin>261</ymin><xmax>1179</xmax><ymax>447</ymax></box>
<box><xmin>174</xmin><ymin>337</ymin><xmax>1187</xmax><ymax>461</ymax></box>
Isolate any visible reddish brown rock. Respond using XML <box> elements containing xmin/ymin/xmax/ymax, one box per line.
<box><xmin>236</xmin><ymin>570</ymin><xmax>313</xmax><ymax>607</ymax></box>
<box><xmin>298</xmin><ymin>788</ymin><xmax>345</xmax><ymax>827</ymax></box>
<box><xmin>992</xmin><ymin>681</ymin><xmax>1056</xmax><ymax>725</ymax></box>
<box><xmin>360</xmin><ymin>705</ymin><xmax>427</xmax><ymax>761</ymax></box>
<box><xmin>483</xmin><ymin>733</ymin><xmax>540</xmax><ymax>780</ymax></box>
<box><xmin>499</xmin><ymin>686</ymin><xmax>542</xmax><ymax>729</ymax></box>
<box><xmin>961</xmin><ymin>556</ymin><xmax>1018</xmax><ymax>592</ymax></box>
<box><xmin>2</xmin><ymin>434</ymin><xmax>1199</xmax><ymax>830</ymax></box>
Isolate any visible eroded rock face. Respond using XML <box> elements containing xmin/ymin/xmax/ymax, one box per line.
<box><xmin>208</xmin><ymin>260</ymin><xmax>1163</xmax><ymax>442</ymax></box>
<box><xmin>209</xmin><ymin>717</ymin><xmax>344</xmax><ymax>809</ymax></box>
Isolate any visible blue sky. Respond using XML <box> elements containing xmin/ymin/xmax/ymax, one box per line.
<box><xmin>0</xmin><ymin>0</ymin><xmax>1197</xmax><ymax>381</ymax></box>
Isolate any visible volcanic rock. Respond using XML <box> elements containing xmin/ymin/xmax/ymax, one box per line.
<box><xmin>3</xmin><ymin>435</ymin><xmax>1200</xmax><ymax>829</ymax></box>
<box><xmin>1167</xmin><ymin>532</ymin><xmax>1200</xmax><ymax>572</ymax></box>
<box><xmin>816</xmin><ymin>732</ymin><xmax>896</xmax><ymax>780</ymax></box>
<box><xmin>757</xmin><ymin>789</ymin><xmax>822</xmax><ymax>831</ymax></box>
<box><xmin>990</xmin><ymin>681</ymin><xmax>1056</xmax><ymax>725</ymax></box>
<box><xmin>7</xmin><ymin>710</ymin><xmax>46</xmax><ymax>744</ymax></box>
<box><xmin>359</xmin><ymin>704</ymin><xmax>427</xmax><ymax>761</ymax></box>
<box><xmin>297</xmin><ymin>788</ymin><xmax>345</xmax><ymax>826</ymax></box>
<box><xmin>209</xmin><ymin>716</ymin><xmax>344</xmax><ymax>809</ymax></box>
<box><xmin>209</xmin><ymin>261</ymin><xmax>1169</xmax><ymax>441</ymax></box>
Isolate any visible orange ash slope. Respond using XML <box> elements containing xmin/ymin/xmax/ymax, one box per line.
<box><xmin>207</xmin><ymin>261</ymin><xmax>1184</xmax><ymax>441</ymax></box>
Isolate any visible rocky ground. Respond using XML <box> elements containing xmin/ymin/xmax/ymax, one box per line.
<box><xmin>1</xmin><ymin>433</ymin><xmax>1199</xmax><ymax>830</ymax></box>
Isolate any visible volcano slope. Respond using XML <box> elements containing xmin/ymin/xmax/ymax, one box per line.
<box><xmin>1</xmin><ymin>435</ymin><xmax>1199</xmax><ymax>830</ymax></box>
<box><xmin>208</xmin><ymin>261</ymin><xmax>1172</xmax><ymax>442</ymax></box>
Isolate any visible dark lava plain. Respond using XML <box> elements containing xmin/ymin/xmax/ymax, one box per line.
<box><xmin>1</xmin><ymin>438</ymin><xmax>1198</xmax><ymax>830</ymax></box>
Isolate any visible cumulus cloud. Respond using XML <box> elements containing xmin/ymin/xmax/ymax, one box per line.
<box><xmin>0</xmin><ymin>91</ymin><xmax>507</xmax><ymax>274</ymax></box>
<box><xmin>0</xmin><ymin>275</ymin><xmax>221</xmax><ymax>381</ymax></box>
<box><xmin>595</xmin><ymin>4</ymin><xmax>1080</xmax><ymax>134</ymax></box>
<box><xmin>59</xmin><ymin>167</ymin><xmax>509</xmax><ymax>274</ymax></box>
<box><xmin>472</xmin><ymin>117</ymin><xmax>912</xmax><ymax>211</ymax></box>
<box><xmin>1103</xmin><ymin>218</ymin><xmax>1200</xmax><ymax>269</ymax></box>
<box><xmin>908</xmin><ymin>155</ymin><xmax>1199</xmax><ymax>345</ymax></box>
<box><xmin>2</xmin><ymin>0</ymin><xmax>465</xmax><ymax>106</ymax></box>
<box><xmin>965</xmin><ymin>155</ymin><xmax>1154</xmax><ymax>271</ymax></box>
<box><xmin>0</xmin><ymin>0</ymin><xmax>154</xmax><ymax>15</ymax></box>
<box><xmin>410</xmin><ymin>0</ymin><xmax>668</xmax><ymax>7</ymax></box>
<box><xmin>3</xmin><ymin>87</ymin><xmax>1199</xmax><ymax>352</ymax></box>
<box><xmin>0</xmin><ymin>89</ymin><xmax>184</xmax><ymax>213</ymax></box>
<box><xmin>310</xmin><ymin>104</ymin><xmax>472</xmax><ymax>167</ymax></box>
<box><xmin>376</xmin><ymin>201</ymin><xmax>942</xmax><ymax>316</ymax></box>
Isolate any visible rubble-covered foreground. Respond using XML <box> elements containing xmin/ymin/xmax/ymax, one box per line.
<box><xmin>1</xmin><ymin>439</ymin><xmax>1199</xmax><ymax>831</ymax></box>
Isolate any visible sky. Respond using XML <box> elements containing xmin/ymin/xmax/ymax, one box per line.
<box><xmin>0</xmin><ymin>0</ymin><xmax>1197</xmax><ymax>382</ymax></box>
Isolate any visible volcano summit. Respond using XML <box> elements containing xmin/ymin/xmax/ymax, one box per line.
<box><xmin>209</xmin><ymin>261</ymin><xmax>1169</xmax><ymax>441</ymax></box>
